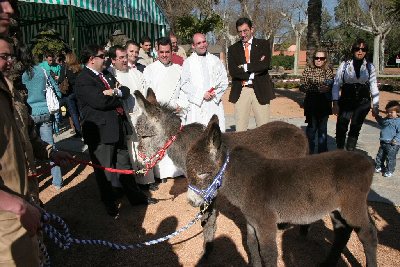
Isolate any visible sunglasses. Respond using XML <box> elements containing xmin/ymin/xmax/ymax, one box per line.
<box><xmin>94</xmin><ymin>54</ymin><xmax>105</xmax><ymax>59</ymax></box>
<box><xmin>314</xmin><ymin>57</ymin><xmax>326</xmax><ymax>61</ymax></box>
<box><xmin>353</xmin><ymin>47</ymin><xmax>367</xmax><ymax>52</ymax></box>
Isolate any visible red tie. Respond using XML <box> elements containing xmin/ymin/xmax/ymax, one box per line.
<box><xmin>99</xmin><ymin>73</ymin><xmax>124</xmax><ymax>116</ymax></box>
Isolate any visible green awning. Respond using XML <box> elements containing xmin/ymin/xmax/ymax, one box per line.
<box><xmin>18</xmin><ymin>0</ymin><xmax>169</xmax><ymax>52</ymax></box>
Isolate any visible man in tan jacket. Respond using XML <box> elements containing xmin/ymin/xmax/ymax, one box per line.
<box><xmin>0</xmin><ymin>3</ymin><xmax>71</xmax><ymax>265</ymax></box>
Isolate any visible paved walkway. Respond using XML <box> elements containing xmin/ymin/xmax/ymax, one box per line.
<box><xmin>55</xmin><ymin>115</ymin><xmax>400</xmax><ymax>206</ymax></box>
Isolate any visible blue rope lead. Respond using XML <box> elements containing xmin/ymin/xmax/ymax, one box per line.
<box><xmin>42</xmin><ymin>210</ymin><xmax>203</xmax><ymax>251</ymax></box>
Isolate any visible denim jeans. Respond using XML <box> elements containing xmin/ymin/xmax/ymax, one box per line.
<box><xmin>60</xmin><ymin>93</ymin><xmax>81</xmax><ymax>134</ymax></box>
<box><xmin>31</xmin><ymin>114</ymin><xmax>63</xmax><ymax>187</ymax></box>
<box><xmin>375</xmin><ymin>142</ymin><xmax>400</xmax><ymax>173</ymax></box>
<box><xmin>306</xmin><ymin>115</ymin><xmax>329</xmax><ymax>154</ymax></box>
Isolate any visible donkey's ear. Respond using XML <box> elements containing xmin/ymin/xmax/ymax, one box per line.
<box><xmin>206</xmin><ymin>121</ymin><xmax>222</xmax><ymax>151</ymax></box>
<box><xmin>146</xmin><ymin>88</ymin><xmax>158</xmax><ymax>104</ymax></box>
<box><xmin>207</xmin><ymin>115</ymin><xmax>219</xmax><ymax>128</ymax></box>
<box><xmin>134</xmin><ymin>90</ymin><xmax>149</xmax><ymax>110</ymax></box>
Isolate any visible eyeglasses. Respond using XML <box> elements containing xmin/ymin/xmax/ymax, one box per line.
<box><xmin>314</xmin><ymin>57</ymin><xmax>326</xmax><ymax>61</ymax></box>
<box><xmin>353</xmin><ymin>47</ymin><xmax>367</xmax><ymax>52</ymax></box>
<box><xmin>0</xmin><ymin>54</ymin><xmax>15</xmax><ymax>62</ymax></box>
<box><xmin>94</xmin><ymin>54</ymin><xmax>105</xmax><ymax>59</ymax></box>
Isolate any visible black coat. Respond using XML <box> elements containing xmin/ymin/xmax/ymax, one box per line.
<box><xmin>75</xmin><ymin>67</ymin><xmax>130</xmax><ymax>144</ymax></box>
<box><xmin>228</xmin><ymin>38</ymin><xmax>275</xmax><ymax>105</ymax></box>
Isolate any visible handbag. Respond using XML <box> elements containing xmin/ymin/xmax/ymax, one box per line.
<box><xmin>59</xmin><ymin>67</ymin><xmax>69</xmax><ymax>94</ymax></box>
<box><xmin>43</xmin><ymin>68</ymin><xmax>60</xmax><ymax>114</ymax></box>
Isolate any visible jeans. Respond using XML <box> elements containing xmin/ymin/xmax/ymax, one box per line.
<box><xmin>375</xmin><ymin>142</ymin><xmax>400</xmax><ymax>173</ymax></box>
<box><xmin>31</xmin><ymin>114</ymin><xmax>63</xmax><ymax>187</ymax></box>
<box><xmin>60</xmin><ymin>93</ymin><xmax>81</xmax><ymax>134</ymax></box>
<box><xmin>306</xmin><ymin>115</ymin><xmax>329</xmax><ymax>154</ymax></box>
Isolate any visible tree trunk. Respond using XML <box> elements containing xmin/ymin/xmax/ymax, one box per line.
<box><xmin>294</xmin><ymin>32</ymin><xmax>300</xmax><ymax>75</ymax></box>
<box><xmin>306</xmin><ymin>0</ymin><xmax>322</xmax><ymax>65</ymax></box>
<box><xmin>373</xmin><ymin>34</ymin><xmax>380</xmax><ymax>75</ymax></box>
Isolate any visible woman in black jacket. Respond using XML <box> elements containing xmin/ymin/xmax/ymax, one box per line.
<box><xmin>58</xmin><ymin>52</ymin><xmax>82</xmax><ymax>137</ymax></box>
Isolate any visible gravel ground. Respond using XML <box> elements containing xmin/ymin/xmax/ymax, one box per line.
<box><xmin>39</xmin><ymin>89</ymin><xmax>400</xmax><ymax>266</ymax></box>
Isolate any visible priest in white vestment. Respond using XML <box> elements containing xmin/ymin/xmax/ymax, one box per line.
<box><xmin>142</xmin><ymin>37</ymin><xmax>185</xmax><ymax>180</ymax></box>
<box><xmin>109</xmin><ymin>46</ymin><xmax>157</xmax><ymax>188</ymax></box>
<box><xmin>180</xmin><ymin>33</ymin><xmax>228</xmax><ymax>132</ymax></box>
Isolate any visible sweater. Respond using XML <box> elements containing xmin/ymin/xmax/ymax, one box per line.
<box><xmin>376</xmin><ymin>116</ymin><xmax>400</xmax><ymax>143</ymax></box>
<box><xmin>22</xmin><ymin>65</ymin><xmax>61</xmax><ymax>116</ymax></box>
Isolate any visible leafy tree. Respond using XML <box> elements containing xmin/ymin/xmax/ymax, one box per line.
<box><xmin>335</xmin><ymin>0</ymin><xmax>395</xmax><ymax>73</ymax></box>
<box><xmin>31</xmin><ymin>29</ymin><xmax>67</xmax><ymax>59</ymax></box>
<box><xmin>175</xmin><ymin>13</ymin><xmax>223</xmax><ymax>44</ymax></box>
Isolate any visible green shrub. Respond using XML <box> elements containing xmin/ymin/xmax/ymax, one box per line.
<box><xmin>274</xmin><ymin>82</ymin><xmax>300</xmax><ymax>89</ymax></box>
<box><xmin>271</xmin><ymin>55</ymin><xmax>294</xmax><ymax>70</ymax></box>
<box><xmin>378</xmin><ymin>77</ymin><xmax>400</xmax><ymax>92</ymax></box>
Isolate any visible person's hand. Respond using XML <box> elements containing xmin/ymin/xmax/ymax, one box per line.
<box><xmin>319</xmin><ymin>85</ymin><xmax>330</xmax><ymax>93</ymax></box>
<box><xmin>103</xmin><ymin>89</ymin><xmax>114</xmax><ymax>96</ymax></box>
<box><xmin>51</xmin><ymin>150</ymin><xmax>73</xmax><ymax>167</ymax></box>
<box><xmin>54</xmin><ymin>75</ymin><xmax>59</xmax><ymax>81</ymax></box>
<box><xmin>175</xmin><ymin>105</ymin><xmax>182</xmax><ymax>113</ymax></box>
<box><xmin>332</xmin><ymin>101</ymin><xmax>339</xmax><ymax>115</ymax></box>
<box><xmin>371</xmin><ymin>106</ymin><xmax>379</xmax><ymax>117</ymax></box>
<box><xmin>18</xmin><ymin>201</ymin><xmax>41</xmax><ymax>236</ymax></box>
<box><xmin>260</xmin><ymin>55</ymin><xmax>265</xmax><ymax>61</ymax></box>
<box><xmin>391</xmin><ymin>139</ymin><xmax>397</xmax><ymax>146</ymax></box>
<box><xmin>203</xmin><ymin>90</ymin><xmax>215</xmax><ymax>101</ymax></box>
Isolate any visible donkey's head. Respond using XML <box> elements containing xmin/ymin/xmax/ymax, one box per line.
<box><xmin>186</xmin><ymin>115</ymin><xmax>226</xmax><ymax>207</ymax></box>
<box><xmin>134</xmin><ymin>89</ymin><xmax>182</xmax><ymax>156</ymax></box>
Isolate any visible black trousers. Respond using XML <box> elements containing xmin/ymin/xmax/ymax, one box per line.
<box><xmin>88</xmin><ymin>140</ymin><xmax>147</xmax><ymax>206</ymax></box>
<box><xmin>336</xmin><ymin>99</ymin><xmax>371</xmax><ymax>148</ymax></box>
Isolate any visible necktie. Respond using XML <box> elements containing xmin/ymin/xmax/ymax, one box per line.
<box><xmin>242</xmin><ymin>43</ymin><xmax>250</xmax><ymax>86</ymax></box>
<box><xmin>244</xmin><ymin>42</ymin><xmax>250</xmax><ymax>63</ymax></box>
<box><xmin>99</xmin><ymin>73</ymin><xmax>124</xmax><ymax>116</ymax></box>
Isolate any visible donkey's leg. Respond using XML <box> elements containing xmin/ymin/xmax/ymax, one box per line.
<box><xmin>320</xmin><ymin>211</ymin><xmax>353</xmax><ymax>267</ymax></box>
<box><xmin>199</xmin><ymin>202</ymin><xmax>218</xmax><ymax>261</ymax></box>
<box><xmin>341</xmin><ymin>205</ymin><xmax>378</xmax><ymax>267</ymax></box>
<box><xmin>247</xmin><ymin>215</ymin><xmax>278</xmax><ymax>267</ymax></box>
<box><xmin>246</xmin><ymin>223</ymin><xmax>262</xmax><ymax>267</ymax></box>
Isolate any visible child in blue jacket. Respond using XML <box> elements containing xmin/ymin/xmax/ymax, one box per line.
<box><xmin>374</xmin><ymin>100</ymin><xmax>400</xmax><ymax>177</ymax></box>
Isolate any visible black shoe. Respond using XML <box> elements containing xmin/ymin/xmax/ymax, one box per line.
<box><xmin>104</xmin><ymin>202</ymin><xmax>119</xmax><ymax>218</ymax></box>
<box><xmin>148</xmin><ymin>183</ymin><xmax>159</xmax><ymax>191</ymax></box>
<box><xmin>131</xmin><ymin>197</ymin><xmax>158</xmax><ymax>206</ymax></box>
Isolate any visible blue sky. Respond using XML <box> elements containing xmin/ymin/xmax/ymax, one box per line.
<box><xmin>324</xmin><ymin>0</ymin><xmax>338</xmax><ymax>16</ymax></box>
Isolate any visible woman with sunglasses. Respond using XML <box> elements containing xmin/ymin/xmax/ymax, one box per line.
<box><xmin>332</xmin><ymin>38</ymin><xmax>379</xmax><ymax>151</ymax></box>
<box><xmin>300</xmin><ymin>49</ymin><xmax>334</xmax><ymax>153</ymax></box>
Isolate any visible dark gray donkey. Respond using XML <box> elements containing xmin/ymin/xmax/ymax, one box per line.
<box><xmin>134</xmin><ymin>88</ymin><xmax>309</xmax><ymax>175</ymax></box>
<box><xmin>186</xmin><ymin>117</ymin><xmax>378</xmax><ymax>267</ymax></box>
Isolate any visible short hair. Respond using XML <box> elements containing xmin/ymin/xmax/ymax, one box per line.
<box><xmin>236</xmin><ymin>17</ymin><xmax>252</xmax><ymax>29</ymax></box>
<box><xmin>45</xmin><ymin>51</ymin><xmax>54</xmax><ymax>57</ymax></box>
<box><xmin>385</xmin><ymin>100</ymin><xmax>400</xmax><ymax>112</ymax></box>
<box><xmin>140</xmin><ymin>36</ymin><xmax>151</xmax><ymax>45</ymax></box>
<box><xmin>125</xmin><ymin>40</ymin><xmax>139</xmax><ymax>49</ymax></box>
<box><xmin>108</xmin><ymin>45</ymin><xmax>125</xmax><ymax>59</ymax></box>
<box><xmin>157</xmin><ymin>37</ymin><xmax>171</xmax><ymax>50</ymax></box>
<box><xmin>351</xmin><ymin>38</ymin><xmax>368</xmax><ymax>53</ymax></box>
<box><xmin>80</xmin><ymin>44</ymin><xmax>104</xmax><ymax>64</ymax></box>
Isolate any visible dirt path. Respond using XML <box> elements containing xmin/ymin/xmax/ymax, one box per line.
<box><xmin>40</xmin><ymin>89</ymin><xmax>400</xmax><ymax>266</ymax></box>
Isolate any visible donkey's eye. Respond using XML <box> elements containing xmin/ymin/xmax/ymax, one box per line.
<box><xmin>197</xmin><ymin>172</ymin><xmax>212</xmax><ymax>179</ymax></box>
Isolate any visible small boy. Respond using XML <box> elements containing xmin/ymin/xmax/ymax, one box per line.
<box><xmin>374</xmin><ymin>100</ymin><xmax>400</xmax><ymax>177</ymax></box>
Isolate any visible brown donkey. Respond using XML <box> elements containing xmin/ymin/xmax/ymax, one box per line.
<box><xmin>186</xmin><ymin>118</ymin><xmax>378</xmax><ymax>267</ymax></box>
<box><xmin>134</xmin><ymin>89</ymin><xmax>309</xmax><ymax>175</ymax></box>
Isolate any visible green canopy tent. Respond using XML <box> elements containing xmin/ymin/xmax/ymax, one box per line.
<box><xmin>17</xmin><ymin>0</ymin><xmax>169</xmax><ymax>53</ymax></box>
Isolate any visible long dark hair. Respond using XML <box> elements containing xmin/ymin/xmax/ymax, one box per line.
<box><xmin>20</xmin><ymin>46</ymin><xmax>36</xmax><ymax>79</ymax></box>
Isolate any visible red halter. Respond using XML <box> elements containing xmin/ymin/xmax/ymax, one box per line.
<box><xmin>138</xmin><ymin>125</ymin><xmax>183</xmax><ymax>175</ymax></box>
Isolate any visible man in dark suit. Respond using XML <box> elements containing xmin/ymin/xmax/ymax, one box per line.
<box><xmin>75</xmin><ymin>44</ymin><xmax>156</xmax><ymax>218</ymax></box>
<box><xmin>228</xmin><ymin>17</ymin><xmax>275</xmax><ymax>132</ymax></box>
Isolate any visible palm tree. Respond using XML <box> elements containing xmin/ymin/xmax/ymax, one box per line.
<box><xmin>306</xmin><ymin>0</ymin><xmax>322</xmax><ymax>65</ymax></box>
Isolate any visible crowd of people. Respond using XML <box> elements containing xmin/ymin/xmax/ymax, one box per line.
<box><xmin>0</xmin><ymin>1</ymin><xmax>398</xmax><ymax>264</ymax></box>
